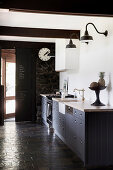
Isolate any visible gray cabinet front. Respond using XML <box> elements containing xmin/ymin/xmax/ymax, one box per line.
<box><xmin>52</xmin><ymin>101</ymin><xmax>113</xmax><ymax>168</ymax></box>
<box><xmin>41</xmin><ymin>96</ymin><xmax>47</xmax><ymax>122</ymax></box>
<box><xmin>53</xmin><ymin>102</ymin><xmax>85</xmax><ymax>162</ymax></box>
<box><xmin>53</xmin><ymin>101</ymin><xmax>65</xmax><ymax>139</ymax></box>
<box><xmin>66</xmin><ymin>106</ymin><xmax>85</xmax><ymax>162</ymax></box>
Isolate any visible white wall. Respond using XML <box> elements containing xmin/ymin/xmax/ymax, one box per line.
<box><xmin>0</xmin><ymin>10</ymin><xmax>113</xmax><ymax>105</ymax></box>
<box><xmin>59</xmin><ymin>18</ymin><xmax>113</xmax><ymax>106</ymax></box>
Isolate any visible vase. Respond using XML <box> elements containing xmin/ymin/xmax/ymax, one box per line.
<box><xmin>89</xmin><ymin>86</ymin><xmax>107</xmax><ymax>106</ymax></box>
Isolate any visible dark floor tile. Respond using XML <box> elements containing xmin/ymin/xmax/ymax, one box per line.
<box><xmin>0</xmin><ymin>120</ymin><xmax>111</xmax><ymax>170</ymax></box>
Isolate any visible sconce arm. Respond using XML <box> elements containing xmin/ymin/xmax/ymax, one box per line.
<box><xmin>85</xmin><ymin>23</ymin><xmax>108</xmax><ymax>36</ymax></box>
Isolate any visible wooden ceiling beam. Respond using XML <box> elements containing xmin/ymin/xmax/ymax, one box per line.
<box><xmin>0</xmin><ymin>40</ymin><xmax>55</xmax><ymax>49</ymax></box>
<box><xmin>0</xmin><ymin>26</ymin><xmax>80</xmax><ymax>39</ymax></box>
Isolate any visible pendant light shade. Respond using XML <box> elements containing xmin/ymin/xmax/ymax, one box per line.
<box><xmin>80</xmin><ymin>23</ymin><xmax>108</xmax><ymax>44</ymax></box>
<box><xmin>66</xmin><ymin>33</ymin><xmax>77</xmax><ymax>48</ymax></box>
<box><xmin>80</xmin><ymin>30</ymin><xmax>93</xmax><ymax>43</ymax></box>
<box><xmin>66</xmin><ymin>39</ymin><xmax>76</xmax><ymax>48</ymax></box>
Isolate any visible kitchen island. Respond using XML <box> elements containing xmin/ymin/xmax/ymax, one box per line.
<box><xmin>52</xmin><ymin>98</ymin><xmax>113</xmax><ymax>168</ymax></box>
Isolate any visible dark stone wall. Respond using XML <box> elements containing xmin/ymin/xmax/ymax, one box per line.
<box><xmin>36</xmin><ymin>49</ymin><xmax>59</xmax><ymax>115</ymax></box>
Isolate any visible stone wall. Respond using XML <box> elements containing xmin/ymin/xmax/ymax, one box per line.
<box><xmin>36</xmin><ymin>47</ymin><xmax>59</xmax><ymax>115</ymax></box>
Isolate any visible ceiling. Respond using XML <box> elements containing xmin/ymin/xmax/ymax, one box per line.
<box><xmin>0</xmin><ymin>0</ymin><xmax>113</xmax><ymax>16</ymax></box>
<box><xmin>0</xmin><ymin>36</ymin><xmax>56</xmax><ymax>43</ymax></box>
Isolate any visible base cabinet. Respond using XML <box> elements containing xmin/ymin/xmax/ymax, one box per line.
<box><xmin>41</xmin><ymin>96</ymin><xmax>47</xmax><ymax>123</ymax></box>
<box><xmin>53</xmin><ymin>101</ymin><xmax>85</xmax><ymax>162</ymax></box>
<box><xmin>52</xmin><ymin>101</ymin><xmax>113</xmax><ymax>168</ymax></box>
<box><xmin>53</xmin><ymin>101</ymin><xmax>65</xmax><ymax>141</ymax></box>
<box><xmin>66</xmin><ymin>107</ymin><xmax>85</xmax><ymax>162</ymax></box>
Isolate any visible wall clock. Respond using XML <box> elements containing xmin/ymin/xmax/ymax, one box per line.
<box><xmin>38</xmin><ymin>48</ymin><xmax>51</xmax><ymax>61</ymax></box>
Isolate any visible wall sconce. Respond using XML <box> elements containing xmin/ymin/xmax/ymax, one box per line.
<box><xmin>66</xmin><ymin>33</ymin><xmax>76</xmax><ymax>48</ymax></box>
<box><xmin>80</xmin><ymin>23</ymin><xmax>108</xmax><ymax>44</ymax></box>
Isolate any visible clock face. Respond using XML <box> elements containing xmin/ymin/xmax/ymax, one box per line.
<box><xmin>38</xmin><ymin>48</ymin><xmax>51</xmax><ymax>61</ymax></box>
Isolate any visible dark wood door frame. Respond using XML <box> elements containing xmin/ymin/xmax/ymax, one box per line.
<box><xmin>1</xmin><ymin>49</ymin><xmax>16</xmax><ymax>119</ymax></box>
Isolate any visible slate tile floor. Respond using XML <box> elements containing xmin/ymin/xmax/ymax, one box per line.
<box><xmin>0</xmin><ymin>120</ymin><xmax>113</xmax><ymax>170</ymax></box>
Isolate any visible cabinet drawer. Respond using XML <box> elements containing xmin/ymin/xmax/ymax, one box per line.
<box><xmin>72</xmin><ymin>117</ymin><xmax>85</xmax><ymax>140</ymax></box>
<box><xmin>73</xmin><ymin>109</ymin><xmax>85</xmax><ymax>120</ymax></box>
<box><xmin>65</xmin><ymin>105</ymin><xmax>73</xmax><ymax>115</ymax></box>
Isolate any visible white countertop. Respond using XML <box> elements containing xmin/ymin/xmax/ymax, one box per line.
<box><xmin>40</xmin><ymin>94</ymin><xmax>113</xmax><ymax>112</ymax></box>
<box><xmin>52</xmin><ymin>98</ymin><xmax>113</xmax><ymax>112</ymax></box>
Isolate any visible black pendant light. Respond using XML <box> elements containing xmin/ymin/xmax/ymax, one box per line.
<box><xmin>66</xmin><ymin>33</ymin><xmax>76</xmax><ymax>48</ymax></box>
<box><xmin>80</xmin><ymin>23</ymin><xmax>108</xmax><ymax>44</ymax></box>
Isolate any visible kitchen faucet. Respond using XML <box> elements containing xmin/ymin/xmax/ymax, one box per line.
<box><xmin>73</xmin><ymin>88</ymin><xmax>85</xmax><ymax>101</ymax></box>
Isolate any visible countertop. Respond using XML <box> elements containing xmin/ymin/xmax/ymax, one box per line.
<box><xmin>40</xmin><ymin>94</ymin><xmax>53</xmax><ymax>97</ymax></box>
<box><xmin>52</xmin><ymin>98</ymin><xmax>113</xmax><ymax>112</ymax></box>
<box><xmin>40</xmin><ymin>94</ymin><xmax>113</xmax><ymax>112</ymax></box>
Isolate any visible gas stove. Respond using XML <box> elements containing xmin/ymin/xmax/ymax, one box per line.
<box><xmin>46</xmin><ymin>94</ymin><xmax>74</xmax><ymax>100</ymax></box>
<box><xmin>46</xmin><ymin>94</ymin><xmax>61</xmax><ymax>100</ymax></box>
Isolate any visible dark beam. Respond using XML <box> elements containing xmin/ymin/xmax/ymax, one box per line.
<box><xmin>9</xmin><ymin>8</ymin><xmax>113</xmax><ymax>18</ymax></box>
<box><xmin>0</xmin><ymin>40</ymin><xmax>55</xmax><ymax>49</ymax></box>
<box><xmin>0</xmin><ymin>26</ymin><xmax>80</xmax><ymax>39</ymax></box>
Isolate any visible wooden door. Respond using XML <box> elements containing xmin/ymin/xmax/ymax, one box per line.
<box><xmin>16</xmin><ymin>48</ymin><xmax>36</xmax><ymax>122</ymax></box>
<box><xmin>1</xmin><ymin>49</ymin><xmax>16</xmax><ymax>119</ymax></box>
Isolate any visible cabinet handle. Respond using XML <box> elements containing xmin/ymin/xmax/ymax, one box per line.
<box><xmin>75</xmin><ymin>120</ymin><xmax>77</xmax><ymax>123</ymax></box>
<box><xmin>80</xmin><ymin>140</ymin><xmax>83</xmax><ymax>144</ymax></box>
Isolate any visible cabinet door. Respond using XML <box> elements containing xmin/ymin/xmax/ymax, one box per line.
<box><xmin>41</xmin><ymin>97</ymin><xmax>47</xmax><ymax>122</ymax></box>
<box><xmin>65</xmin><ymin>112</ymin><xmax>75</xmax><ymax>147</ymax></box>
<box><xmin>66</xmin><ymin>109</ymin><xmax>85</xmax><ymax>162</ymax></box>
<box><xmin>52</xmin><ymin>101</ymin><xmax>59</xmax><ymax>131</ymax></box>
<box><xmin>53</xmin><ymin>101</ymin><xmax>65</xmax><ymax>138</ymax></box>
<box><xmin>59</xmin><ymin>112</ymin><xmax>65</xmax><ymax>138</ymax></box>
<box><xmin>73</xmin><ymin>117</ymin><xmax>85</xmax><ymax>161</ymax></box>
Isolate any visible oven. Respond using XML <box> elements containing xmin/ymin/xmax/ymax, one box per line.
<box><xmin>46</xmin><ymin>94</ymin><xmax>74</xmax><ymax>126</ymax></box>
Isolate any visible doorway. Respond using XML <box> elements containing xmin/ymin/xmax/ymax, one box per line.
<box><xmin>1</xmin><ymin>49</ymin><xmax>16</xmax><ymax>119</ymax></box>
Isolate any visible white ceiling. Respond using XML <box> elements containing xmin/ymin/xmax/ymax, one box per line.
<box><xmin>0</xmin><ymin>8</ymin><xmax>83</xmax><ymax>43</ymax></box>
<box><xmin>0</xmin><ymin>35</ymin><xmax>56</xmax><ymax>42</ymax></box>
<box><xmin>0</xmin><ymin>8</ymin><xmax>110</xmax><ymax>43</ymax></box>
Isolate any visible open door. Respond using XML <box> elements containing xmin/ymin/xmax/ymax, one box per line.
<box><xmin>16</xmin><ymin>48</ymin><xmax>36</xmax><ymax>122</ymax></box>
<box><xmin>1</xmin><ymin>49</ymin><xmax>16</xmax><ymax>119</ymax></box>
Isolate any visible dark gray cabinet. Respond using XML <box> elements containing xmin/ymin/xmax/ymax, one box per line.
<box><xmin>65</xmin><ymin>106</ymin><xmax>85</xmax><ymax>162</ymax></box>
<box><xmin>52</xmin><ymin>101</ymin><xmax>65</xmax><ymax>141</ymax></box>
<box><xmin>41</xmin><ymin>96</ymin><xmax>47</xmax><ymax>123</ymax></box>
<box><xmin>52</xmin><ymin>102</ymin><xmax>85</xmax><ymax>161</ymax></box>
<box><xmin>52</xmin><ymin>101</ymin><xmax>113</xmax><ymax>168</ymax></box>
